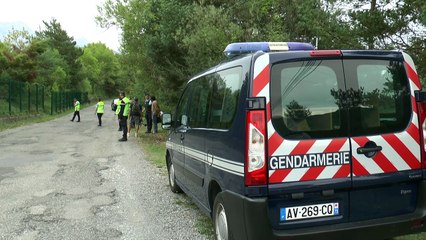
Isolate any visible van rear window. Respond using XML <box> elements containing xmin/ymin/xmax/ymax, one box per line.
<box><xmin>270</xmin><ymin>58</ymin><xmax>411</xmax><ymax>139</ymax></box>
<box><xmin>344</xmin><ymin>59</ymin><xmax>411</xmax><ymax>136</ymax></box>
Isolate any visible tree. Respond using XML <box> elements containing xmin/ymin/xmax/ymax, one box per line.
<box><xmin>97</xmin><ymin>0</ymin><xmax>426</xmax><ymax>110</ymax></box>
<box><xmin>35</xmin><ymin>18</ymin><xmax>83</xmax><ymax>90</ymax></box>
<box><xmin>97</xmin><ymin>0</ymin><xmax>194</xmax><ymax>106</ymax></box>
<box><xmin>285</xmin><ymin>100</ymin><xmax>312</xmax><ymax>120</ymax></box>
<box><xmin>1</xmin><ymin>28</ymin><xmax>38</xmax><ymax>82</ymax></box>
<box><xmin>0</xmin><ymin>41</ymin><xmax>8</xmax><ymax>80</ymax></box>
<box><xmin>327</xmin><ymin>0</ymin><xmax>426</xmax><ymax>83</ymax></box>
<box><xmin>2</xmin><ymin>28</ymin><xmax>32</xmax><ymax>51</ymax></box>
<box><xmin>181</xmin><ymin>4</ymin><xmax>243</xmax><ymax>74</ymax></box>
<box><xmin>80</xmin><ymin>43</ymin><xmax>122</xmax><ymax>97</ymax></box>
<box><xmin>34</xmin><ymin>44</ymin><xmax>69</xmax><ymax>89</ymax></box>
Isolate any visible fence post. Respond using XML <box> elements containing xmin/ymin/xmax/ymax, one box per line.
<box><xmin>55</xmin><ymin>92</ymin><xmax>58</xmax><ymax>113</ymax></box>
<box><xmin>41</xmin><ymin>86</ymin><xmax>44</xmax><ymax>112</ymax></box>
<box><xmin>36</xmin><ymin>84</ymin><xmax>39</xmax><ymax>113</ymax></box>
<box><xmin>8</xmin><ymin>79</ymin><xmax>11</xmax><ymax>115</ymax></box>
<box><xmin>28</xmin><ymin>84</ymin><xmax>31</xmax><ymax>113</ymax></box>
<box><xmin>19</xmin><ymin>81</ymin><xmax>22</xmax><ymax>112</ymax></box>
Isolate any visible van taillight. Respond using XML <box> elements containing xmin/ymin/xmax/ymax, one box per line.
<box><xmin>418</xmin><ymin>102</ymin><xmax>426</xmax><ymax>168</ymax></box>
<box><xmin>245</xmin><ymin>110</ymin><xmax>267</xmax><ymax>186</ymax></box>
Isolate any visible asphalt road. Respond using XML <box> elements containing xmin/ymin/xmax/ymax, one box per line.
<box><xmin>0</xmin><ymin>106</ymin><xmax>207</xmax><ymax>240</ymax></box>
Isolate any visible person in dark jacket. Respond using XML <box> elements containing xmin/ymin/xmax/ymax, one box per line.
<box><xmin>143</xmin><ymin>94</ymin><xmax>152</xmax><ymax>133</ymax></box>
<box><xmin>128</xmin><ymin>97</ymin><xmax>143</xmax><ymax>137</ymax></box>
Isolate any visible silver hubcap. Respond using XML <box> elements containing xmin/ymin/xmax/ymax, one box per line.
<box><xmin>215</xmin><ymin>203</ymin><xmax>228</xmax><ymax>240</ymax></box>
<box><xmin>169</xmin><ymin>163</ymin><xmax>175</xmax><ymax>187</ymax></box>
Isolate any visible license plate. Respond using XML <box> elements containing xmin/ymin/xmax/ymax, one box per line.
<box><xmin>280</xmin><ymin>202</ymin><xmax>339</xmax><ymax>221</ymax></box>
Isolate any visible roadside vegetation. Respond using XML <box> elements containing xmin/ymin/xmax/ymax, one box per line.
<box><xmin>2</xmin><ymin>0</ymin><xmax>426</xmax><ymax>117</ymax></box>
<box><xmin>137</xmin><ymin>129</ymin><xmax>215</xmax><ymax>239</ymax></box>
<box><xmin>396</xmin><ymin>234</ymin><xmax>426</xmax><ymax>240</ymax></box>
<box><xmin>0</xmin><ymin>109</ymin><xmax>74</xmax><ymax>132</ymax></box>
<box><xmin>98</xmin><ymin>0</ymin><xmax>426</xmax><ymax>112</ymax></box>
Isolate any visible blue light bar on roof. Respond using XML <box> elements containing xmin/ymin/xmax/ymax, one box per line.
<box><xmin>223</xmin><ymin>42</ymin><xmax>315</xmax><ymax>57</ymax></box>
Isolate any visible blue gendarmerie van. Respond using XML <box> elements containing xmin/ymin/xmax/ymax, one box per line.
<box><xmin>162</xmin><ymin>42</ymin><xmax>426</xmax><ymax>240</ymax></box>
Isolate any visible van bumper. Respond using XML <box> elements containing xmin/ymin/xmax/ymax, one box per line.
<box><xmin>221</xmin><ymin>182</ymin><xmax>426</xmax><ymax>240</ymax></box>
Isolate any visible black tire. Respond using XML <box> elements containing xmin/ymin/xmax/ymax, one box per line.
<box><xmin>213</xmin><ymin>194</ymin><xmax>231</xmax><ymax>240</ymax></box>
<box><xmin>167</xmin><ymin>158</ymin><xmax>182</xmax><ymax>193</ymax></box>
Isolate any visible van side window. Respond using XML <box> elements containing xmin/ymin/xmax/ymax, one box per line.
<box><xmin>208</xmin><ymin>67</ymin><xmax>243</xmax><ymax>129</ymax></box>
<box><xmin>186</xmin><ymin>67</ymin><xmax>242</xmax><ymax>129</ymax></box>
<box><xmin>271</xmin><ymin>60</ymin><xmax>346</xmax><ymax>139</ymax></box>
<box><xmin>175</xmin><ymin>85</ymin><xmax>192</xmax><ymax>127</ymax></box>
<box><xmin>189</xmin><ymin>77</ymin><xmax>210</xmax><ymax>128</ymax></box>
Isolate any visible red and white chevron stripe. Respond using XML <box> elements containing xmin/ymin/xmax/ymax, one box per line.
<box><xmin>253</xmin><ymin>52</ymin><xmax>423</xmax><ymax>184</ymax></box>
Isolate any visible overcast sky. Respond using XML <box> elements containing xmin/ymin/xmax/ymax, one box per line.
<box><xmin>0</xmin><ymin>0</ymin><xmax>121</xmax><ymax>51</ymax></box>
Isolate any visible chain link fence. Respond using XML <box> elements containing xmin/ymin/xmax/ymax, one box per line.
<box><xmin>50</xmin><ymin>91</ymin><xmax>89</xmax><ymax>114</ymax></box>
<box><xmin>0</xmin><ymin>79</ymin><xmax>88</xmax><ymax>116</ymax></box>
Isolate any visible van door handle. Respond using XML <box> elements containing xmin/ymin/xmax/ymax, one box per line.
<box><xmin>356</xmin><ymin>146</ymin><xmax>382</xmax><ymax>154</ymax></box>
<box><xmin>356</xmin><ymin>141</ymin><xmax>382</xmax><ymax>158</ymax></box>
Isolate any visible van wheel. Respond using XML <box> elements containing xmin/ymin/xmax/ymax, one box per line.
<box><xmin>167</xmin><ymin>159</ymin><xmax>182</xmax><ymax>193</ymax></box>
<box><xmin>213</xmin><ymin>195</ymin><xmax>230</xmax><ymax>240</ymax></box>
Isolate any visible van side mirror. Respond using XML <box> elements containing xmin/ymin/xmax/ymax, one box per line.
<box><xmin>415</xmin><ymin>91</ymin><xmax>426</xmax><ymax>102</ymax></box>
<box><xmin>162</xmin><ymin>113</ymin><xmax>172</xmax><ymax>130</ymax></box>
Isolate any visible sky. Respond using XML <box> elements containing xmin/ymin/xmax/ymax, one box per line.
<box><xmin>0</xmin><ymin>0</ymin><xmax>121</xmax><ymax>52</ymax></box>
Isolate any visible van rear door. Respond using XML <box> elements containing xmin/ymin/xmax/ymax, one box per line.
<box><xmin>266</xmin><ymin>52</ymin><xmax>352</xmax><ymax>229</ymax></box>
<box><xmin>264</xmin><ymin>50</ymin><xmax>423</xmax><ymax>230</ymax></box>
<box><xmin>343</xmin><ymin>51</ymin><xmax>423</xmax><ymax>221</ymax></box>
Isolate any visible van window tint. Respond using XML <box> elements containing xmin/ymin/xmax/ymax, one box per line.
<box><xmin>344</xmin><ymin>59</ymin><xmax>411</xmax><ymax>136</ymax></box>
<box><xmin>271</xmin><ymin>60</ymin><xmax>347</xmax><ymax>139</ymax></box>
<box><xmin>208</xmin><ymin>67</ymin><xmax>242</xmax><ymax>129</ymax></box>
<box><xmin>175</xmin><ymin>85</ymin><xmax>192</xmax><ymax>127</ymax></box>
<box><xmin>189</xmin><ymin>77</ymin><xmax>210</xmax><ymax>128</ymax></box>
<box><xmin>187</xmin><ymin>67</ymin><xmax>243</xmax><ymax>129</ymax></box>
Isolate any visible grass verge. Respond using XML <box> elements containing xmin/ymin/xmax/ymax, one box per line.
<box><xmin>395</xmin><ymin>233</ymin><xmax>426</xmax><ymax>240</ymax></box>
<box><xmin>0</xmin><ymin>110</ymin><xmax>74</xmax><ymax>132</ymax></box>
<box><xmin>137</xmin><ymin>128</ymin><xmax>214</xmax><ymax>239</ymax></box>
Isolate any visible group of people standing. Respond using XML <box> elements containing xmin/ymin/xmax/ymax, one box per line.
<box><xmin>70</xmin><ymin>92</ymin><xmax>161</xmax><ymax>143</ymax></box>
<box><xmin>116</xmin><ymin>92</ymin><xmax>161</xmax><ymax>142</ymax></box>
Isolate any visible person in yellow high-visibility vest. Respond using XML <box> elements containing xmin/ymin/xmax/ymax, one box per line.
<box><xmin>115</xmin><ymin>98</ymin><xmax>122</xmax><ymax>131</ymax></box>
<box><xmin>70</xmin><ymin>98</ymin><xmax>81</xmax><ymax>122</ymax></box>
<box><xmin>95</xmin><ymin>98</ymin><xmax>105</xmax><ymax>126</ymax></box>
<box><xmin>117</xmin><ymin>92</ymin><xmax>131</xmax><ymax>141</ymax></box>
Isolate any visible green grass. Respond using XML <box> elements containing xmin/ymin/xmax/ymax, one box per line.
<box><xmin>0</xmin><ymin>110</ymin><xmax>74</xmax><ymax>132</ymax></box>
<box><xmin>137</xmin><ymin>129</ymin><xmax>168</xmax><ymax>169</ymax></box>
<box><xmin>195</xmin><ymin>214</ymin><xmax>215</xmax><ymax>239</ymax></box>
<box><xmin>395</xmin><ymin>233</ymin><xmax>426</xmax><ymax>240</ymax></box>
